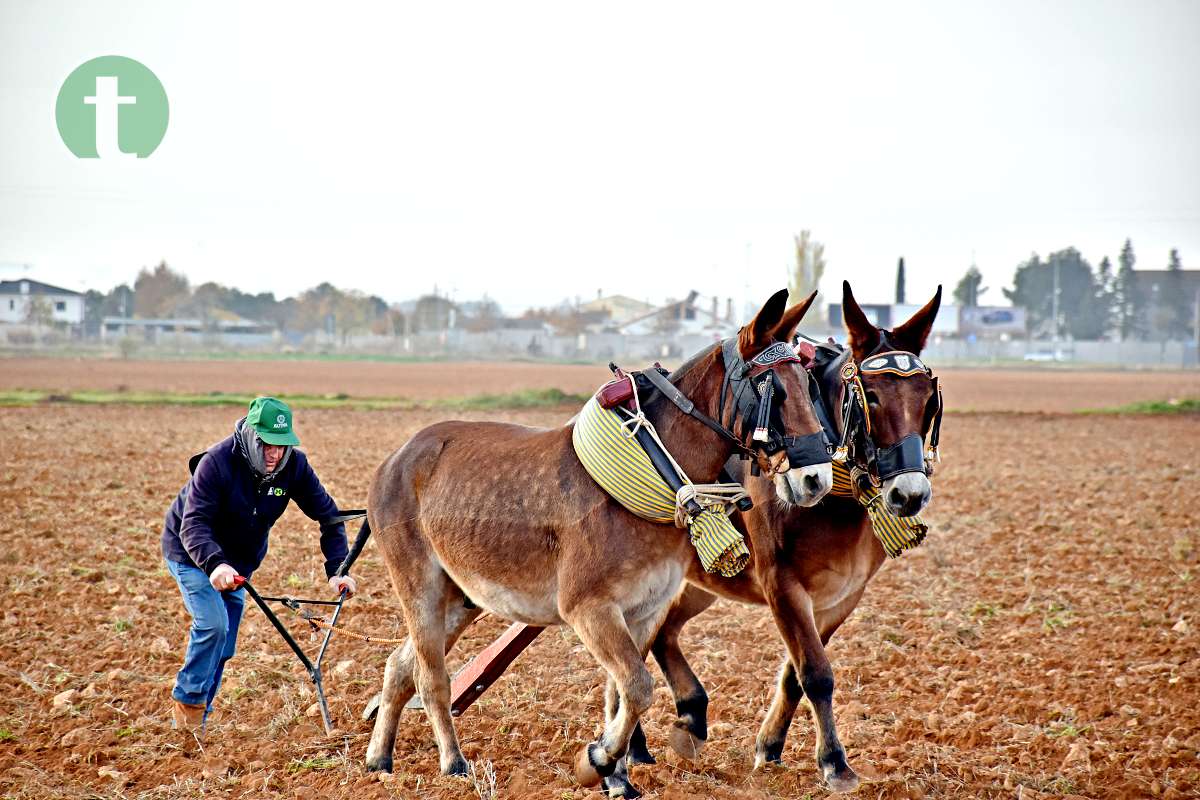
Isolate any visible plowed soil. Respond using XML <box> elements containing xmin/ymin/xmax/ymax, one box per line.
<box><xmin>3</xmin><ymin>356</ymin><xmax>1200</xmax><ymax>412</ymax></box>
<box><xmin>0</xmin><ymin>368</ymin><xmax>1197</xmax><ymax>799</ymax></box>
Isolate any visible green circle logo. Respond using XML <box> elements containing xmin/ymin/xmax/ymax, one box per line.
<box><xmin>56</xmin><ymin>56</ymin><xmax>168</xmax><ymax>158</ymax></box>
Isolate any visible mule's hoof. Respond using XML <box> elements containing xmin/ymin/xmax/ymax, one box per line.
<box><xmin>602</xmin><ymin>774</ymin><xmax>643</xmax><ymax>798</ymax></box>
<box><xmin>443</xmin><ymin>756</ymin><xmax>470</xmax><ymax>777</ymax></box>
<box><xmin>365</xmin><ymin>754</ymin><xmax>393</xmax><ymax>774</ymax></box>
<box><xmin>668</xmin><ymin>724</ymin><xmax>705</xmax><ymax>761</ymax></box>
<box><xmin>753</xmin><ymin>739</ymin><xmax>785</xmax><ymax>770</ymax></box>
<box><xmin>362</xmin><ymin>693</ymin><xmax>382</xmax><ymax>722</ymax></box>
<box><xmin>574</xmin><ymin>743</ymin><xmax>608</xmax><ymax>786</ymax></box>
<box><xmin>626</xmin><ymin>740</ymin><xmax>657</xmax><ymax>766</ymax></box>
<box><xmin>752</xmin><ymin>752</ymin><xmax>783</xmax><ymax>771</ymax></box>
<box><xmin>823</xmin><ymin>764</ymin><xmax>860</xmax><ymax>794</ymax></box>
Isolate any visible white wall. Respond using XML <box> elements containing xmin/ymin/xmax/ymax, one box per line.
<box><xmin>0</xmin><ymin>293</ymin><xmax>84</xmax><ymax>324</ymax></box>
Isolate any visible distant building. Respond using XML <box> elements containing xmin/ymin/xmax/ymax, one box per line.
<box><xmin>101</xmin><ymin>316</ymin><xmax>274</xmax><ymax>343</ymax></box>
<box><xmin>0</xmin><ymin>279</ymin><xmax>84</xmax><ymax>325</ymax></box>
<box><xmin>579</xmin><ymin>293</ymin><xmax>655</xmax><ymax>325</ymax></box>
<box><xmin>959</xmin><ymin>306</ymin><xmax>1027</xmax><ymax>338</ymax></box>
<box><xmin>826</xmin><ymin>302</ymin><xmax>960</xmax><ymax>337</ymax></box>
<box><xmin>616</xmin><ymin>290</ymin><xmax>736</xmax><ymax>336</ymax></box>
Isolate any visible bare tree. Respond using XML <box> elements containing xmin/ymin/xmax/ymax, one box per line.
<box><xmin>788</xmin><ymin>230</ymin><xmax>826</xmax><ymax>306</ymax></box>
<box><xmin>133</xmin><ymin>261</ymin><xmax>190</xmax><ymax>318</ymax></box>
<box><xmin>23</xmin><ymin>296</ymin><xmax>55</xmax><ymax>327</ymax></box>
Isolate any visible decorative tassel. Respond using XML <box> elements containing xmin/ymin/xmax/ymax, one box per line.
<box><xmin>753</xmin><ymin>376</ymin><xmax>773</xmax><ymax>442</ymax></box>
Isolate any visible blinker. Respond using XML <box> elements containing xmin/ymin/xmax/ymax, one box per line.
<box><xmin>859</xmin><ymin>350</ymin><xmax>930</xmax><ymax>378</ymax></box>
<box><xmin>783</xmin><ymin>431</ymin><xmax>833</xmax><ymax>469</ymax></box>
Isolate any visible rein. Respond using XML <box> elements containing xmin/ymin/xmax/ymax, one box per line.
<box><xmin>623</xmin><ymin>337</ymin><xmax>831</xmax><ymax>477</ymax></box>
<box><xmin>640</xmin><ymin>366</ymin><xmax>750</xmax><ymax>458</ymax></box>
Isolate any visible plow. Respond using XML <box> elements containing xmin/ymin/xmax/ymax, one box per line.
<box><xmin>238</xmin><ymin>510</ymin><xmax>540</xmax><ymax>732</ymax></box>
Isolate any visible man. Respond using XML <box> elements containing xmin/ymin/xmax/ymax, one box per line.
<box><xmin>160</xmin><ymin>396</ymin><xmax>357</xmax><ymax>738</ymax></box>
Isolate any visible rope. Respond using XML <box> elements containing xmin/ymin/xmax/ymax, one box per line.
<box><xmin>283</xmin><ymin>604</ymin><xmax>410</xmax><ymax>645</ymax></box>
<box><xmin>674</xmin><ymin>483</ymin><xmax>749</xmax><ymax>528</ymax></box>
<box><xmin>619</xmin><ymin>382</ymin><xmax>751</xmax><ymax>525</ymax></box>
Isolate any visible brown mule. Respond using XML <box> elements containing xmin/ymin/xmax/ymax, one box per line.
<box><xmin>621</xmin><ymin>282</ymin><xmax>943</xmax><ymax>793</ymax></box>
<box><xmin>362</xmin><ymin>290</ymin><xmax>833</xmax><ymax>796</ymax></box>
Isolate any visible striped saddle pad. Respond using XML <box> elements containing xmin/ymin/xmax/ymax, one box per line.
<box><xmin>830</xmin><ymin>461</ymin><xmax>928</xmax><ymax>557</ymax></box>
<box><xmin>571</xmin><ymin>395</ymin><xmax>750</xmax><ymax>577</ymax></box>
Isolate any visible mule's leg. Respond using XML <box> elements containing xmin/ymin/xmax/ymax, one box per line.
<box><xmin>365</xmin><ymin>640</ymin><xmax>415</xmax><ymax>773</ymax></box>
<box><xmin>626</xmin><ymin>704</ymin><xmax>655</xmax><ymax>766</ymax></box>
<box><xmin>760</xmin><ymin>579</ymin><xmax>858</xmax><ymax>793</ymax></box>
<box><xmin>754</xmin><ymin>655</ymin><xmax>803</xmax><ymax>767</ymax></box>
<box><xmin>365</xmin><ymin>600</ymin><xmax>481</xmax><ymax>772</ymax></box>
<box><xmin>754</xmin><ymin>599</ymin><xmax>859</xmax><ymax>771</ymax></box>
<box><xmin>402</xmin><ymin>578</ymin><xmax>475</xmax><ymax>777</ymax></box>
<box><xmin>565</xmin><ymin>603</ymin><xmax>656</xmax><ymax>789</ymax></box>
<box><xmin>599</xmin><ymin>608</ymin><xmax>672</xmax><ymax>799</ymax></box>
<box><xmin>648</xmin><ymin>584</ymin><xmax>718</xmax><ymax>761</ymax></box>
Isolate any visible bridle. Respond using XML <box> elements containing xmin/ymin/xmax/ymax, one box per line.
<box><xmin>808</xmin><ymin>340</ymin><xmax>943</xmax><ymax>485</ymax></box>
<box><xmin>639</xmin><ymin>337</ymin><xmax>832</xmax><ymax>477</ymax></box>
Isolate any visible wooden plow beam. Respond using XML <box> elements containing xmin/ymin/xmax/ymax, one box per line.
<box><xmin>404</xmin><ymin>623</ymin><xmax>544</xmax><ymax>715</ymax></box>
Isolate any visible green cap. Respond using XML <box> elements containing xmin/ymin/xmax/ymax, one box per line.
<box><xmin>246</xmin><ymin>396</ymin><xmax>300</xmax><ymax>446</ymax></box>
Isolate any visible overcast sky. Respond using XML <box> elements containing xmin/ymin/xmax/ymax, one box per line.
<box><xmin>2</xmin><ymin>0</ymin><xmax>1198</xmax><ymax>317</ymax></box>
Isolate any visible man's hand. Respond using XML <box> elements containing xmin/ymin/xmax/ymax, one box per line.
<box><xmin>328</xmin><ymin>574</ymin><xmax>357</xmax><ymax>597</ymax></box>
<box><xmin>210</xmin><ymin>563</ymin><xmax>240</xmax><ymax>591</ymax></box>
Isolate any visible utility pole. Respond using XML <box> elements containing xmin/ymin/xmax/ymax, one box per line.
<box><xmin>1193</xmin><ymin>287</ymin><xmax>1199</xmax><ymax>367</ymax></box>
<box><xmin>742</xmin><ymin>242</ymin><xmax>752</xmax><ymax>327</ymax></box>
<box><xmin>1051</xmin><ymin>258</ymin><xmax>1060</xmax><ymax>348</ymax></box>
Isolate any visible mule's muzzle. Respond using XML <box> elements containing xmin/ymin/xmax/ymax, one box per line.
<box><xmin>873</xmin><ymin>433</ymin><xmax>925</xmax><ymax>480</ymax></box>
<box><xmin>883</xmin><ymin>472</ymin><xmax>932</xmax><ymax>517</ymax></box>
<box><xmin>779</xmin><ymin>462</ymin><xmax>832</xmax><ymax>507</ymax></box>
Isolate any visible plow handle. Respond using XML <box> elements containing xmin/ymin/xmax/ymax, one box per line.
<box><xmin>335</xmin><ymin>517</ymin><xmax>372</xmax><ymax>578</ymax></box>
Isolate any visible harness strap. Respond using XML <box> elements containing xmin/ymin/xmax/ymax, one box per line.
<box><xmin>641</xmin><ymin>366</ymin><xmax>751</xmax><ymax>456</ymax></box>
<box><xmin>927</xmin><ymin>377</ymin><xmax>943</xmax><ymax>458</ymax></box>
<box><xmin>616</xmin><ymin>374</ymin><xmax>749</xmax><ymax>525</ymax></box>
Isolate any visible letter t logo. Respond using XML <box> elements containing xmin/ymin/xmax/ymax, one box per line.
<box><xmin>57</xmin><ymin>56</ymin><xmax>168</xmax><ymax>159</ymax></box>
<box><xmin>84</xmin><ymin>76</ymin><xmax>137</xmax><ymax>159</ymax></box>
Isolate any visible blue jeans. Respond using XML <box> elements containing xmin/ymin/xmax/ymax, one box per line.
<box><xmin>166</xmin><ymin>559</ymin><xmax>245</xmax><ymax>712</ymax></box>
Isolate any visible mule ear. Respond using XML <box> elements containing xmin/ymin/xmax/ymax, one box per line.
<box><xmin>842</xmin><ymin>280</ymin><xmax>880</xmax><ymax>361</ymax></box>
<box><xmin>738</xmin><ymin>288</ymin><xmax>790</xmax><ymax>357</ymax></box>
<box><xmin>768</xmin><ymin>290</ymin><xmax>818</xmax><ymax>343</ymax></box>
<box><xmin>892</xmin><ymin>285</ymin><xmax>942</xmax><ymax>354</ymax></box>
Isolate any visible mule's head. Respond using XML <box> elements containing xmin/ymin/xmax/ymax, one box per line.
<box><xmin>734</xmin><ymin>289</ymin><xmax>832</xmax><ymax>507</ymax></box>
<box><xmin>843</xmin><ymin>281</ymin><xmax>941</xmax><ymax>516</ymax></box>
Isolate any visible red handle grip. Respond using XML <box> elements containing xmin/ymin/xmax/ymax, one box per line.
<box><xmin>232</xmin><ymin>575</ymin><xmax>246</xmax><ymax>588</ymax></box>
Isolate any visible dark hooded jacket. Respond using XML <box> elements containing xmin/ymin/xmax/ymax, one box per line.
<box><xmin>160</xmin><ymin>420</ymin><xmax>348</xmax><ymax>579</ymax></box>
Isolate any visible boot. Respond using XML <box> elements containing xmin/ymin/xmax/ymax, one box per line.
<box><xmin>171</xmin><ymin>698</ymin><xmax>207</xmax><ymax>746</ymax></box>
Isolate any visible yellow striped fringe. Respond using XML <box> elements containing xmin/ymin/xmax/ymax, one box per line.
<box><xmin>830</xmin><ymin>461</ymin><xmax>927</xmax><ymax>558</ymax></box>
<box><xmin>572</xmin><ymin>395</ymin><xmax>750</xmax><ymax>577</ymax></box>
